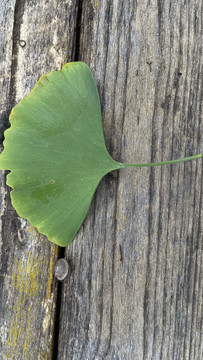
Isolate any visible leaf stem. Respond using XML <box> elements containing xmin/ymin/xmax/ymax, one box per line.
<box><xmin>119</xmin><ymin>153</ymin><xmax>202</xmax><ymax>168</ymax></box>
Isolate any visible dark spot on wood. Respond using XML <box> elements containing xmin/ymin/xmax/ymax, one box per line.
<box><xmin>146</xmin><ymin>61</ymin><xmax>152</xmax><ymax>72</ymax></box>
<box><xmin>137</xmin><ymin>116</ymin><xmax>140</xmax><ymax>125</ymax></box>
<box><xmin>119</xmin><ymin>245</ymin><xmax>122</xmax><ymax>261</ymax></box>
<box><xmin>173</xmin><ymin>69</ymin><xmax>183</xmax><ymax>88</ymax></box>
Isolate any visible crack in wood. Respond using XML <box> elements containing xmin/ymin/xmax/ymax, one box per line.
<box><xmin>73</xmin><ymin>0</ymin><xmax>83</xmax><ymax>61</ymax></box>
<box><xmin>10</xmin><ymin>0</ymin><xmax>26</xmax><ymax>107</ymax></box>
<box><xmin>52</xmin><ymin>2</ymin><xmax>84</xmax><ymax>357</ymax></box>
<box><xmin>52</xmin><ymin>246</ymin><xmax>65</xmax><ymax>360</ymax></box>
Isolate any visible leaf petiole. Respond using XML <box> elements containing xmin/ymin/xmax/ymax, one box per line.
<box><xmin>119</xmin><ymin>153</ymin><xmax>202</xmax><ymax>168</ymax></box>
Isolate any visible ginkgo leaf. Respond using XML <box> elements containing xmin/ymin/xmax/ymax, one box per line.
<box><xmin>0</xmin><ymin>62</ymin><xmax>201</xmax><ymax>246</ymax></box>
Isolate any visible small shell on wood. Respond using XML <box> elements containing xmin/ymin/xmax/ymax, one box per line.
<box><xmin>55</xmin><ymin>258</ymin><xmax>69</xmax><ymax>281</ymax></box>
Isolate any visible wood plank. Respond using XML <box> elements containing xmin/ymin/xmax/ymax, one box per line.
<box><xmin>0</xmin><ymin>0</ymin><xmax>77</xmax><ymax>358</ymax></box>
<box><xmin>58</xmin><ymin>0</ymin><xmax>202</xmax><ymax>359</ymax></box>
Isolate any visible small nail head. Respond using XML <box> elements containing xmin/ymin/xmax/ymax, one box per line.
<box><xmin>55</xmin><ymin>258</ymin><xmax>69</xmax><ymax>281</ymax></box>
<box><xmin>19</xmin><ymin>39</ymin><xmax>26</xmax><ymax>48</ymax></box>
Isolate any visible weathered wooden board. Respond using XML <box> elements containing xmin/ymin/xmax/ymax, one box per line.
<box><xmin>0</xmin><ymin>0</ymin><xmax>202</xmax><ymax>359</ymax></box>
<box><xmin>0</xmin><ymin>0</ymin><xmax>77</xmax><ymax>358</ymax></box>
<box><xmin>57</xmin><ymin>0</ymin><xmax>202</xmax><ymax>359</ymax></box>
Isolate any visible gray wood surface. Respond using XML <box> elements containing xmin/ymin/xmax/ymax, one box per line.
<box><xmin>0</xmin><ymin>0</ymin><xmax>202</xmax><ymax>359</ymax></box>
<box><xmin>0</xmin><ymin>0</ymin><xmax>77</xmax><ymax>358</ymax></box>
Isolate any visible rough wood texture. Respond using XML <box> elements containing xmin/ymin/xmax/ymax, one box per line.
<box><xmin>0</xmin><ymin>0</ymin><xmax>77</xmax><ymax>358</ymax></box>
<box><xmin>0</xmin><ymin>0</ymin><xmax>202</xmax><ymax>359</ymax></box>
<box><xmin>58</xmin><ymin>0</ymin><xmax>202</xmax><ymax>359</ymax></box>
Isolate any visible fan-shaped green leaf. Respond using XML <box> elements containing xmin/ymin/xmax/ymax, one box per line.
<box><xmin>0</xmin><ymin>62</ymin><xmax>201</xmax><ymax>246</ymax></box>
<box><xmin>0</xmin><ymin>62</ymin><xmax>121</xmax><ymax>246</ymax></box>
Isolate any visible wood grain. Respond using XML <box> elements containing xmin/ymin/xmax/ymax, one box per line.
<box><xmin>58</xmin><ymin>0</ymin><xmax>202</xmax><ymax>359</ymax></box>
<box><xmin>0</xmin><ymin>0</ymin><xmax>77</xmax><ymax>358</ymax></box>
<box><xmin>0</xmin><ymin>0</ymin><xmax>202</xmax><ymax>359</ymax></box>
